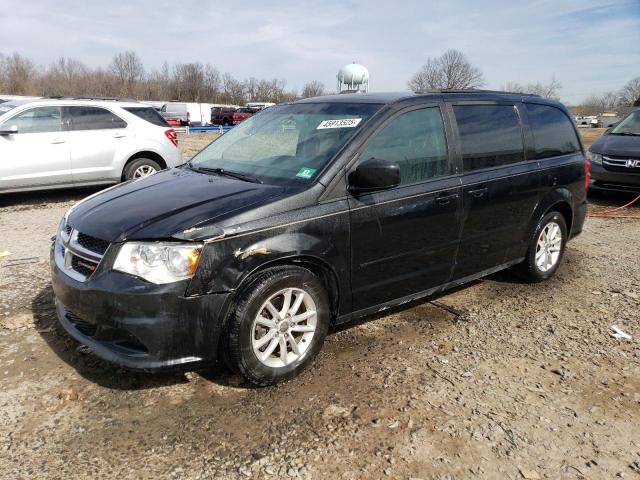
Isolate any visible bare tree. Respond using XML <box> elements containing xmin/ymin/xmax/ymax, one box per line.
<box><xmin>171</xmin><ymin>62</ymin><xmax>207</xmax><ymax>101</ymax></box>
<box><xmin>109</xmin><ymin>51</ymin><xmax>144</xmax><ymax>97</ymax></box>
<box><xmin>619</xmin><ymin>76</ymin><xmax>640</xmax><ymax>106</ymax></box>
<box><xmin>222</xmin><ymin>73</ymin><xmax>246</xmax><ymax>105</ymax></box>
<box><xmin>301</xmin><ymin>80</ymin><xmax>325</xmax><ymax>98</ymax></box>
<box><xmin>2</xmin><ymin>52</ymin><xmax>37</xmax><ymax>95</ymax></box>
<box><xmin>582</xmin><ymin>92</ymin><xmax>620</xmax><ymax>110</ymax></box>
<box><xmin>40</xmin><ymin>57</ymin><xmax>89</xmax><ymax>96</ymax></box>
<box><xmin>408</xmin><ymin>50</ymin><xmax>484</xmax><ymax>92</ymax></box>
<box><xmin>502</xmin><ymin>76</ymin><xmax>562</xmax><ymax>99</ymax></box>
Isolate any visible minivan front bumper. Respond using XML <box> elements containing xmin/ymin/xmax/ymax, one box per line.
<box><xmin>590</xmin><ymin>161</ymin><xmax>640</xmax><ymax>192</ymax></box>
<box><xmin>50</xmin><ymin>245</ymin><xmax>230</xmax><ymax>371</ymax></box>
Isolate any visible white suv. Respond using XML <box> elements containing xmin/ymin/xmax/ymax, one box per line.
<box><xmin>0</xmin><ymin>98</ymin><xmax>183</xmax><ymax>193</ymax></box>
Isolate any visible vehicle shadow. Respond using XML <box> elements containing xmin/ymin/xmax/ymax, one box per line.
<box><xmin>32</xmin><ymin>269</ymin><xmax>533</xmax><ymax>390</ymax></box>
<box><xmin>0</xmin><ymin>187</ymin><xmax>103</xmax><ymax>209</ymax></box>
<box><xmin>32</xmin><ymin>284</ymin><xmax>192</xmax><ymax>391</ymax></box>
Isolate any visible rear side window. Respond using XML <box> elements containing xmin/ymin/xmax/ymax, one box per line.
<box><xmin>69</xmin><ymin>106</ymin><xmax>127</xmax><ymax>130</ymax></box>
<box><xmin>525</xmin><ymin>104</ymin><xmax>580</xmax><ymax>159</ymax></box>
<box><xmin>454</xmin><ymin>105</ymin><xmax>524</xmax><ymax>172</ymax></box>
<box><xmin>123</xmin><ymin>107</ymin><xmax>169</xmax><ymax>127</ymax></box>
<box><xmin>360</xmin><ymin>107</ymin><xmax>449</xmax><ymax>185</ymax></box>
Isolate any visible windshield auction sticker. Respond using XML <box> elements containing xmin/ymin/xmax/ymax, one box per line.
<box><xmin>296</xmin><ymin>167</ymin><xmax>317</xmax><ymax>179</ymax></box>
<box><xmin>316</xmin><ymin>118</ymin><xmax>362</xmax><ymax>129</ymax></box>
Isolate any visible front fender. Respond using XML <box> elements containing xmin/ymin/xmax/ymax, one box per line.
<box><xmin>186</xmin><ymin>228</ymin><xmax>348</xmax><ymax>302</ymax></box>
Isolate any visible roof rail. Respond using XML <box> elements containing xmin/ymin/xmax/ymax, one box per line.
<box><xmin>45</xmin><ymin>96</ymin><xmax>139</xmax><ymax>102</ymax></box>
<box><xmin>416</xmin><ymin>89</ymin><xmax>541</xmax><ymax>98</ymax></box>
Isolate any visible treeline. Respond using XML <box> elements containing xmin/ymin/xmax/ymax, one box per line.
<box><xmin>574</xmin><ymin>77</ymin><xmax>640</xmax><ymax>115</ymax></box>
<box><xmin>407</xmin><ymin>50</ymin><xmax>640</xmax><ymax>111</ymax></box>
<box><xmin>0</xmin><ymin>51</ymin><xmax>326</xmax><ymax>104</ymax></box>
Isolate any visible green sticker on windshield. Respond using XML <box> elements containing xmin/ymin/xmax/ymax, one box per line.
<box><xmin>296</xmin><ymin>167</ymin><xmax>317</xmax><ymax>179</ymax></box>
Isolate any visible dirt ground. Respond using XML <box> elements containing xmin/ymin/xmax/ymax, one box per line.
<box><xmin>1</xmin><ymin>129</ymin><xmax>639</xmax><ymax>480</ymax></box>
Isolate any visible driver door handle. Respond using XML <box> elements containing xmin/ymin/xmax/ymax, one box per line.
<box><xmin>113</xmin><ymin>132</ymin><xmax>127</xmax><ymax>138</ymax></box>
<box><xmin>50</xmin><ymin>138</ymin><xmax>66</xmax><ymax>144</ymax></box>
<box><xmin>467</xmin><ymin>187</ymin><xmax>488</xmax><ymax>198</ymax></box>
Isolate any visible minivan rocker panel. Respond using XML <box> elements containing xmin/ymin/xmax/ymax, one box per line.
<box><xmin>51</xmin><ymin>91</ymin><xmax>588</xmax><ymax>385</ymax></box>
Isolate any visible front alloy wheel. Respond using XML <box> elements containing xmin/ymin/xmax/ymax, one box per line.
<box><xmin>251</xmin><ymin>288</ymin><xmax>317</xmax><ymax>368</ymax></box>
<box><xmin>222</xmin><ymin>266</ymin><xmax>330</xmax><ymax>386</ymax></box>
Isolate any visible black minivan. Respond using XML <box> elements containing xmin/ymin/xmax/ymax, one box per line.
<box><xmin>51</xmin><ymin>91</ymin><xmax>588</xmax><ymax>385</ymax></box>
<box><xmin>587</xmin><ymin>108</ymin><xmax>640</xmax><ymax>192</ymax></box>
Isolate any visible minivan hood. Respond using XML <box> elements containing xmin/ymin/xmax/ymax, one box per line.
<box><xmin>67</xmin><ymin>168</ymin><xmax>289</xmax><ymax>242</ymax></box>
<box><xmin>590</xmin><ymin>134</ymin><xmax>640</xmax><ymax>157</ymax></box>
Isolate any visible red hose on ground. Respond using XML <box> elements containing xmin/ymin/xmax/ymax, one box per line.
<box><xmin>587</xmin><ymin>193</ymin><xmax>640</xmax><ymax>219</ymax></box>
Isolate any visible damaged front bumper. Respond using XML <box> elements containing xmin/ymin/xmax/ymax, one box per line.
<box><xmin>50</xmin><ymin>244</ymin><xmax>230</xmax><ymax>371</ymax></box>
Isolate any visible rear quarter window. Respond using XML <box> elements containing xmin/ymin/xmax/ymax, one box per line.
<box><xmin>123</xmin><ymin>107</ymin><xmax>169</xmax><ymax>127</ymax></box>
<box><xmin>525</xmin><ymin>103</ymin><xmax>581</xmax><ymax>159</ymax></box>
<box><xmin>453</xmin><ymin>104</ymin><xmax>525</xmax><ymax>172</ymax></box>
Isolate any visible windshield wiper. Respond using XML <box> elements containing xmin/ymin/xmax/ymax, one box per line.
<box><xmin>191</xmin><ymin>165</ymin><xmax>263</xmax><ymax>184</ymax></box>
<box><xmin>610</xmin><ymin>132</ymin><xmax>640</xmax><ymax>136</ymax></box>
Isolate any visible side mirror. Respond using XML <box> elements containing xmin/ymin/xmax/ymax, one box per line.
<box><xmin>0</xmin><ymin>125</ymin><xmax>18</xmax><ymax>135</ymax></box>
<box><xmin>349</xmin><ymin>158</ymin><xmax>400</xmax><ymax>193</ymax></box>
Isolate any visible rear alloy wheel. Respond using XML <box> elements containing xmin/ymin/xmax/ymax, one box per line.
<box><xmin>123</xmin><ymin>158</ymin><xmax>162</xmax><ymax>181</ymax></box>
<box><xmin>223</xmin><ymin>266</ymin><xmax>329</xmax><ymax>386</ymax></box>
<box><xmin>516</xmin><ymin>211</ymin><xmax>567</xmax><ymax>282</ymax></box>
<box><xmin>535</xmin><ymin>221</ymin><xmax>562</xmax><ymax>273</ymax></box>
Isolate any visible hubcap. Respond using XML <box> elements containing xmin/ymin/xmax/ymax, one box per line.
<box><xmin>251</xmin><ymin>287</ymin><xmax>317</xmax><ymax>368</ymax></box>
<box><xmin>133</xmin><ymin>165</ymin><xmax>157</xmax><ymax>179</ymax></box>
<box><xmin>535</xmin><ymin>221</ymin><xmax>562</xmax><ymax>272</ymax></box>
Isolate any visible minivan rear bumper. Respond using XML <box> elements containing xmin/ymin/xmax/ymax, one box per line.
<box><xmin>50</xmin><ymin>247</ymin><xmax>229</xmax><ymax>371</ymax></box>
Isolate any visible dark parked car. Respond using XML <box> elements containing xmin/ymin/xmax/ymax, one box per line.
<box><xmin>51</xmin><ymin>91</ymin><xmax>588</xmax><ymax>386</ymax></box>
<box><xmin>588</xmin><ymin>109</ymin><xmax>640</xmax><ymax>192</ymax></box>
<box><xmin>211</xmin><ymin>106</ymin><xmax>237</xmax><ymax>125</ymax></box>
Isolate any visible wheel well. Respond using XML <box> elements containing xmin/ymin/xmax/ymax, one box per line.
<box><xmin>547</xmin><ymin>201</ymin><xmax>573</xmax><ymax>234</ymax></box>
<box><xmin>122</xmin><ymin>151</ymin><xmax>167</xmax><ymax>180</ymax></box>
<box><xmin>235</xmin><ymin>257</ymin><xmax>341</xmax><ymax>325</ymax></box>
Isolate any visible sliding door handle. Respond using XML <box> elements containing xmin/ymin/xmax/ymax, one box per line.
<box><xmin>467</xmin><ymin>187</ymin><xmax>488</xmax><ymax>198</ymax></box>
<box><xmin>435</xmin><ymin>193</ymin><xmax>459</xmax><ymax>205</ymax></box>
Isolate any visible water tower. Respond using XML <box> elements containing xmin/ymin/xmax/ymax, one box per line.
<box><xmin>337</xmin><ymin>63</ymin><xmax>369</xmax><ymax>93</ymax></box>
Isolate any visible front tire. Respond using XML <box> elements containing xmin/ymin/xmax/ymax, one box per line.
<box><xmin>222</xmin><ymin>266</ymin><xmax>330</xmax><ymax>386</ymax></box>
<box><xmin>516</xmin><ymin>211</ymin><xmax>567</xmax><ymax>282</ymax></box>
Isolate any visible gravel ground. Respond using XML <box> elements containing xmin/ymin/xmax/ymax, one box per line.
<box><xmin>1</xmin><ymin>131</ymin><xmax>639</xmax><ymax>479</ymax></box>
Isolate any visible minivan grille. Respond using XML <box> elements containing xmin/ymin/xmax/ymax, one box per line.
<box><xmin>76</xmin><ymin>232</ymin><xmax>110</xmax><ymax>255</ymax></box>
<box><xmin>55</xmin><ymin>225</ymin><xmax>110</xmax><ymax>282</ymax></box>
<box><xmin>71</xmin><ymin>255</ymin><xmax>99</xmax><ymax>277</ymax></box>
<box><xmin>602</xmin><ymin>155</ymin><xmax>640</xmax><ymax>173</ymax></box>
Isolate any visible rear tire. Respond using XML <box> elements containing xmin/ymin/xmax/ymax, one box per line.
<box><xmin>515</xmin><ymin>211</ymin><xmax>567</xmax><ymax>282</ymax></box>
<box><xmin>222</xmin><ymin>266</ymin><xmax>330</xmax><ymax>386</ymax></box>
<box><xmin>123</xmin><ymin>158</ymin><xmax>162</xmax><ymax>181</ymax></box>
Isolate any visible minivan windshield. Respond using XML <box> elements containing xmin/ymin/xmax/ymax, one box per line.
<box><xmin>190</xmin><ymin>102</ymin><xmax>383</xmax><ymax>185</ymax></box>
<box><xmin>610</xmin><ymin>110</ymin><xmax>640</xmax><ymax>135</ymax></box>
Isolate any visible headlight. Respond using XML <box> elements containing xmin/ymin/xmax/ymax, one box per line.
<box><xmin>587</xmin><ymin>151</ymin><xmax>602</xmax><ymax>164</ymax></box>
<box><xmin>113</xmin><ymin>242</ymin><xmax>203</xmax><ymax>284</ymax></box>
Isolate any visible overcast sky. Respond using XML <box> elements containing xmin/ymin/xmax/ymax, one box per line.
<box><xmin>1</xmin><ymin>0</ymin><xmax>639</xmax><ymax>104</ymax></box>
